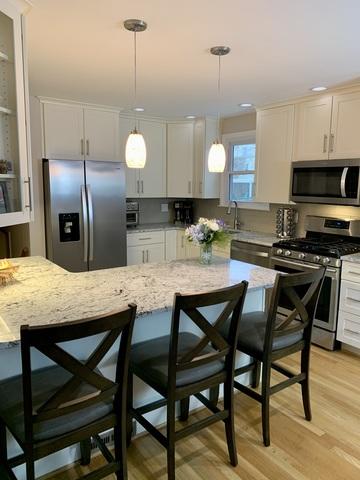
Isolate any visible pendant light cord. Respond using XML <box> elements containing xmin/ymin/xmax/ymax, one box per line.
<box><xmin>217</xmin><ymin>54</ymin><xmax>221</xmax><ymax>142</ymax></box>
<box><xmin>133</xmin><ymin>30</ymin><xmax>137</xmax><ymax>130</ymax></box>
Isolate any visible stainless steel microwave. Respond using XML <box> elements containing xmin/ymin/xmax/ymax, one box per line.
<box><xmin>290</xmin><ymin>159</ymin><xmax>360</xmax><ymax>205</ymax></box>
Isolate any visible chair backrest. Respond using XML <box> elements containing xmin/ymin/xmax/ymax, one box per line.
<box><xmin>265</xmin><ymin>269</ymin><xmax>325</xmax><ymax>354</ymax></box>
<box><xmin>20</xmin><ymin>303</ymin><xmax>137</xmax><ymax>444</ymax></box>
<box><xmin>168</xmin><ymin>282</ymin><xmax>248</xmax><ymax>391</ymax></box>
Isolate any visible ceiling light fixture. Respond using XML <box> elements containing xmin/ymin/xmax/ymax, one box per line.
<box><xmin>208</xmin><ymin>46</ymin><xmax>230</xmax><ymax>173</ymax></box>
<box><xmin>185</xmin><ymin>115</ymin><xmax>196</xmax><ymax>119</ymax></box>
<box><xmin>133</xmin><ymin>107</ymin><xmax>145</xmax><ymax>112</ymax></box>
<box><xmin>124</xmin><ymin>19</ymin><xmax>147</xmax><ymax>169</ymax></box>
<box><xmin>239</xmin><ymin>103</ymin><xmax>253</xmax><ymax>108</ymax></box>
<box><xmin>310</xmin><ymin>86</ymin><xmax>327</xmax><ymax>92</ymax></box>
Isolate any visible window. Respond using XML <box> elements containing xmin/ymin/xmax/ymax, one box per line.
<box><xmin>228</xmin><ymin>141</ymin><xmax>256</xmax><ymax>202</ymax></box>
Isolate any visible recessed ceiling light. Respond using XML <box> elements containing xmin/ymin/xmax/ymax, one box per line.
<box><xmin>185</xmin><ymin>115</ymin><xmax>196</xmax><ymax>119</ymax></box>
<box><xmin>310</xmin><ymin>86</ymin><xmax>327</xmax><ymax>92</ymax></box>
<box><xmin>133</xmin><ymin>107</ymin><xmax>145</xmax><ymax>112</ymax></box>
<box><xmin>239</xmin><ymin>103</ymin><xmax>253</xmax><ymax>108</ymax></box>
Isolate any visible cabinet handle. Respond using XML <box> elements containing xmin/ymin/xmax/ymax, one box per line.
<box><xmin>139</xmin><ymin>237</ymin><xmax>151</xmax><ymax>241</ymax></box>
<box><xmin>146</xmin><ymin>249</ymin><xmax>149</xmax><ymax>262</ymax></box>
<box><xmin>188</xmin><ymin>180</ymin><xmax>192</xmax><ymax>194</ymax></box>
<box><xmin>199</xmin><ymin>181</ymin><xmax>203</xmax><ymax>194</ymax></box>
<box><xmin>24</xmin><ymin>177</ymin><xmax>32</xmax><ymax>210</ymax></box>
<box><xmin>347</xmin><ymin>296</ymin><xmax>360</xmax><ymax>303</ymax></box>
<box><xmin>142</xmin><ymin>250</ymin><xmax>145</xmax><ymax>263</ymax></box>
<box><xmin>323</xmin><ymin>134</ymin><xmax>328</xmax><ymax>153</ymax></box>
<box><xmin>86</xmin><ymin>139</ymin><xmax>90</xmax><ymax>156</ymax></box>
<box><xmin>141</xmin><ymin>180</ymin><xmax>144</xmax><ymax>193</ymax></box>
<box><xmin>137</xmin><ymin>180</ymin><xmax>140</xmax><ymax>194</ymax></box>
<box><xmin>80</xmin><ymin>139</ymin><xmax>84</xmax><ymax>156</ymax></box>
<box><xmin>329</xmin><ymin>133</ymin><xmax>335</xmax><ymax>153</ymax></box>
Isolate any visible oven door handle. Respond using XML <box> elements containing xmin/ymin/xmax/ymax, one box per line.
<box><xmin>340</xmin><ymin>167</ymin><xmax>348</xmax><ymax>198</ymax></box>
<box><xmin>270</xmin><ymin>257</ymin><xmax>320</xmax><ymax>270</ymax></box>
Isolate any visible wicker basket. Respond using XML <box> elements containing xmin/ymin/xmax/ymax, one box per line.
<box><xmin>0</xmin><ymin>260</ymin><xmax>19</xmax><ymax>286</ymax></box>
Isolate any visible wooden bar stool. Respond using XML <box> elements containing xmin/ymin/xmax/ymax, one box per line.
<box><xmin>0</xmin><ymin>304</ymin><xmax>137</xmax><ymax>480</ymax></box>
<box><xmin>127</xmin><ymin>282</ymin><xmax>248</xmax><ymax>480</ymax></box>
<box><xmin>210</xmin><ymin>268</ymin><xmax>325</xmax><ymax>447</ymax></box>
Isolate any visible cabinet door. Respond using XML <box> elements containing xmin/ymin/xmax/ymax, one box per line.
<box><xmin>119</xmin><ymin>117</ymin><xmax>139</xmax><ymax>197</ymax></box>
<box><xmin>165</xmin><ymin>230</ymin><xmax>177</xmax><ymax>261</ymax></box>
<box><xmin>293</xmin><ymin>97</ymin><xmax>332</xmax><ymax>161</ymax></box>
<box><xmin>84</xmin><ymin>109</ymin><xmax>120</xmax><ymax>161</ymax></box>
<box><xmin>256</xmin><ymin>105</ymin><xmax>295</xmax><ymax>204</ymax></box>
<box><xmin>176</xmin><ymin>229</ymin><xmax>187</xmax><ymax>259</ymax></box>
<box><xmin>193</xmin><ymin>118</ymin><xmax>220</xmax><ymax>199</ymax></box>
<box><xmin>146</xmin><ymin>243</ymin><xmax>165</xmax><ymax>263</ymax></box>
<box><xmin>139</xmin><ymin>120</ymin><xmax>166</xmax><ymax>197</ymax></box>
<box><xmin>0</xmin><ymin>2</ymin><xmax>30</xmax><ymax>227</ymax></box>
<box><xmin>127</xmin><ymin>245</ymin><xmax>145</xmax><ymax>265</ymax></box>
<box><xmin>167</xmin><ymin>123</ymin><xmax>194</xmax><ymax>198</ymax></box>
<box><xmin>43</xmin><ymin>103</ymin><xmax>84</xmax><ymax>160</ymax></box>
<box><xmin>330</xmin><ymin>91</ymin><xmax>360</xmax><ymax>159</ymax></box>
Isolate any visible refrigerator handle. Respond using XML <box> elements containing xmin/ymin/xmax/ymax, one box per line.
<box><xmin>87</xmin><ymin>184</ymin><xmax>94</xmax><ymax>261</ymax></box>
<box><xmin>81</xmin><ymin>185</ymin><xmax>89</xmax><ymax>262</ymax></box>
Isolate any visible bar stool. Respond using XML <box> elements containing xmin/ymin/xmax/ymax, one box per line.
<box><xmin>210</xmin><ymin>268</ymin><xmax>325</xmax><ymax>447</ymax></box>
<box><xmin>127</xmin><ymin>282</ymin><xmax>248</xmax><ymax>480</ymax></box>
<box><xmin>0</xmin><ymin>304</ymin><xmax>137</xmax><ymax>480</ymax></box>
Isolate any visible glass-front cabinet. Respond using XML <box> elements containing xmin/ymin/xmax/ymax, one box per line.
<box><xmin>0</xmin><ymin>0</ymin><xmax>31</xmax><ymax>227</ymax></box>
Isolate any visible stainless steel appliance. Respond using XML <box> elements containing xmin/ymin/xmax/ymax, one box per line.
<box><xmin>271</xmin><ymin>215</ymin><xmax>360</xmax><ymax>350</ymax></box>
<box><xmin>43</xmin><ymin>159</ymin><xmax>127</xmax><ymax>272</ymax></box>
<box><xmin>173</xmin><ymin>201</ymin><xmax>193</xmax><ymax>225</ymax></box>
<box><xmin>275</xmin><ymin>207</ymin><xmax>297</xmax><ymax>238</ymax></box>
<box><xmin>126</xmin><ymin>201</ymin><xmax>139</xmax><ymax>227</ymax></box>
<box><xmin>290</xmin><ymin>159</ymin><xmax>360</xmax><ymax>205</ymax></box>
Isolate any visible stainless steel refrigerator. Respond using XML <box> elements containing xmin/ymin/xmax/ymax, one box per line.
<box><xmin>43</xmin><ymin>159</ymin><xmax>127</xmax><ymax>272</ymax></box>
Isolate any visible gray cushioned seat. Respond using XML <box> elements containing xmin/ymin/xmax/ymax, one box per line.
<box><xmin>130</xmin><ymin>332</ymin><xmax>225</xmax><ymax>391</ymax></box>
<box><xmin>0</xmin><ymin>365</ymin><xmax>113</xmax><ymax>442</ymax></box>
<box><xmin>236</xmin><ymin>311</ymin><xmax>304</xmax><ymax>358</ymax></box>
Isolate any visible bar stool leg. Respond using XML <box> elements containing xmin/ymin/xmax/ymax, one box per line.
<box><xmin>261</xmin><ymin>361</ymin><xmax>271</xmax><ymax>447</ymax></box>
<box><xmin>80</xmin><ymin>438</ymin><xmax>91</xmax><ymax>465</ymax></box>
<box><xmin>114</xmin><ymin>423</ymin><xmax>127</xmax><ymax>480</ymax></box>
<box><xmin>209</xmin><ymin>385</ymin><xmax>220</xmax><ymax>408</ymax></box>
<box><xmin>251</xmin><ymin>360</ymin><xmax>261</xmax><ymax>388</ymax></box>
<box><xmin>300</xmin><ymin>348</ymin><xmax>312</xmax><ymax>421</ymax></box>
<box><xmin>0</xmin><ymin>421</ymin><xmax>7</xmax><ymax>463</ymax></box>
<box><xmin>223</xmin><ymin>379</ymin><xmax>238</xmax><ymax>467</ymax></box>
<box><xmin>166</xmin><ymin>399</ymin><xmax>176</xmax><ymax>480</ymax></box>
<box><xmin>126</xmin><ymin>372</ymin><xmax>134</xmax><ymax>446</ymax></box>
<box><xmin>25</xmin><ymin>452</ymin><xmax>35</xmax><ymax>480</ymax></box>
<box><xmin>179</xmin><ymin>397</ymin><xmax>190</xmax><ymax>421</ymax></box>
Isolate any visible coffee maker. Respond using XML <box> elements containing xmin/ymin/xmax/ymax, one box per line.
<box><xmin>173</xmin><ymin>201</ymin><xmax>194</xmax><ymax>225</ymax></box>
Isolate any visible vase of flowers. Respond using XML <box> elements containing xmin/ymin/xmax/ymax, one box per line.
<box><xmin>185</xmin><ymin>217</ymin><xmax>229</xmax><ymax>265</ymax></box>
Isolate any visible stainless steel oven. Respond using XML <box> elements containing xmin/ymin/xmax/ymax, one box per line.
<box><xmin>269</xmin><ymin>255</ymin><xmax>340</xmax><ymax>350</ymax></box>
<box><xmin>126</xmin><ymin>201</ymin><xmax>139</xmax><ymax>227</ymax></box>
<box><xmin>291</xmin><ymin>159</ymin><xmax>360</xmax><ymax>205</ymax></box>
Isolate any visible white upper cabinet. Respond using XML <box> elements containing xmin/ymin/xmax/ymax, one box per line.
<box><xmin>120</xmin><ymin>117</ymin><xmax>166</xmax><ymax>198</ymax></box>
<box><xmin>139</xmin><ymin>120</ymin><xmax>166</xmax><ymax>197</ymax></box>
<box><xmin>167</xmin><ymin>122</ymin><xmax>194</xmax><ymax>198</ymax></box>
<box><xmin>42</xmin><ymin>101</ymin><xmax>121</xmax><ymax>162</ymax></box>
<box><xmin>83</xmin><ymin>109</ymin><xmax>120</xmax><ymax>161</ymax></box>
<box><xmin>43</xmin><ymin>103</ymin><xmax>84</xmax><ymax>160</ymax></box>
<box><xmin>193</xmin><ymin>117</ymin><xmax>220</xmax><ymax>199</ymax></box>
<box><xmin>255</xmin><ymin>105</ymin><xmax>295</xmax><ymax>204</ymax></box>
<box><xmin>293</xmin><ymin>97</ymin><xmax>332</xmax><ymax>161</ymax></box>
<box><xmin>330</xmin><ymin>91</ymin><xmax>360</xmax><ymax>159</ymax></box>
<box><xmin>0</xmin><ymin>0</ymin><xmax>32</xmax><ymax>227</ymax></box>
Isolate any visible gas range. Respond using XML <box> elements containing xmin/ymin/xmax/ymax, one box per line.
<box><xmin>270</xmin><ymin>215</ymin><xmax>360</xmax><ymax>350</ymax></box>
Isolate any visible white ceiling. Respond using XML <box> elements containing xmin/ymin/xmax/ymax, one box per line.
<box><xmin>26</xmin><ymin>0</ymin><xmax>360</xmax><ymax>118</ymax></box>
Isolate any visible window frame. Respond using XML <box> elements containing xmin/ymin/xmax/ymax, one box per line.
<box><xmin>220</xmin><ymin>130</ymin><xmax>270</xmax><ymax>211</ymax></box>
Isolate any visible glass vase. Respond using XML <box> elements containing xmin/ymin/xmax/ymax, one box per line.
<box><xmin>199</xmin><ymin>243</ymin><xmax>213</xmax><ymax>265</ymax></box>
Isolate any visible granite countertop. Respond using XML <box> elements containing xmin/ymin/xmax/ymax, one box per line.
<box><xmin>127</xmin><ymin>223</ymin><xmax>278</xmax><ymax>247</ymax></box>
<box><xmin>341</xmin><ymin>253</ymin><xmax>360</xmax><ymax>264</ymax></box>
<box><xmin>0</xmin><ymin>256</ymin><xmax>277</xmax><ymax>349</ymax></box>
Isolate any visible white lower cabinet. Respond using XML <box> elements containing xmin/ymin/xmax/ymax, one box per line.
<box><xmin>338</xmin><ymin>262</ymin><xmax>360</xmax><ymax>349</ymax></box>
<box><xmin>127</xmin><ymin>231</ymin><xmax>165</xmax><ymax>265</ymax></box>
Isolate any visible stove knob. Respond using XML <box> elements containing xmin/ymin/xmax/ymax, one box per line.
<box><xmin>313</xmin><ymin>255</ymin><xmax>321</xmax><ymax>263</ymax></box>
<box><xmin>284</xmin><ymin>250</ymin><xmax>292</xmax><ymax>257</ymax></box>
<box><xmin>322</xmin><ymin>257</ymin><xmax>330</xmax><ymax>265</ymax></box>
<box><xmin>298</xmin><ymin>253</ymin><xmax>306</xmax><ymax>260</ymax></box>
<box><xmin>276</xmin><ymin>249</ymin><xmax>283</xmax><ymax>255</ymax></box>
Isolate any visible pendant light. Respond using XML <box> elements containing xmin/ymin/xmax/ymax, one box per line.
<box><xmin>208</xmin><ymin>46</ymin><xmax>230</xmax><ymax>173</ymax></box>
<box><xmin>124</xmin><ymin>19</ymin><xmax>147</xmax><ymax>169</ymax></box>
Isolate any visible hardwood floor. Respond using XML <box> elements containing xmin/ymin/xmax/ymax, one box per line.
<box><xmin>42</xmin><ymin>346</ymin><xmax>360</xmax><ymax>480</ymax></box>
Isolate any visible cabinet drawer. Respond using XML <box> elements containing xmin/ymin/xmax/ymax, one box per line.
<box><xmin>339</xmin><ymin>279</ymin><xmax>360</xmax><ymax>315</ymax></box>
<box><xmin>342</xmin><ymin>261</ymin><xmax>360</xmax><ymax>283</ymax></box>
<box><xmin>127</xmin><ymin>231</ymin><xmax>165</xmax><ymax>247</ymax></box>
<box><xmin>337</xmin><ymin>310</ymin><xmax>360</xmax><ymax>348</ymax></box>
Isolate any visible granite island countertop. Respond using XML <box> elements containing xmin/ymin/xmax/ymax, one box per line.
<box><xmin>0</xmin><ymin>256</ymin><xmax>277</xmax><ymax>349</ymax></box>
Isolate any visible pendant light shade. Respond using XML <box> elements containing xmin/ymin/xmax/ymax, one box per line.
<box><xmin>124</xmin><ymin>19</ymin><xmax>147</xmax><ymax>169</ymax></box>
<box><xmin>208</xmin><ymin>46</ymin><xmax>230</xmax><ymax>173</ymax></box>
<box><xmin>125</xmin><ymin>129</ymin><xmax>147</xmax><ymax>168</ymax></box>
<box><xmin>208</xmin><ymin>141</ymin><xmax>226</xmax><ymax>173</ymax></box>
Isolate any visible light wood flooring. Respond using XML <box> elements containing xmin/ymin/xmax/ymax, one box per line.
<box><xmin>42</xmin><ymin>346</ymin><xmax>360</xmax><ymax>480</ymax></box>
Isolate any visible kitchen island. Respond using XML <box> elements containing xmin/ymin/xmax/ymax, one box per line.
<box><xmin>0</xmin><ymin>256</ymin><xmax>277</xmax><ymax>479</ymax></box>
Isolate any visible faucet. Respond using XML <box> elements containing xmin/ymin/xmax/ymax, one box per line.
<box><xmin>227</xmin><ymin>201</ymin><xmax>240</xmax><ymax>230</ymax></box>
